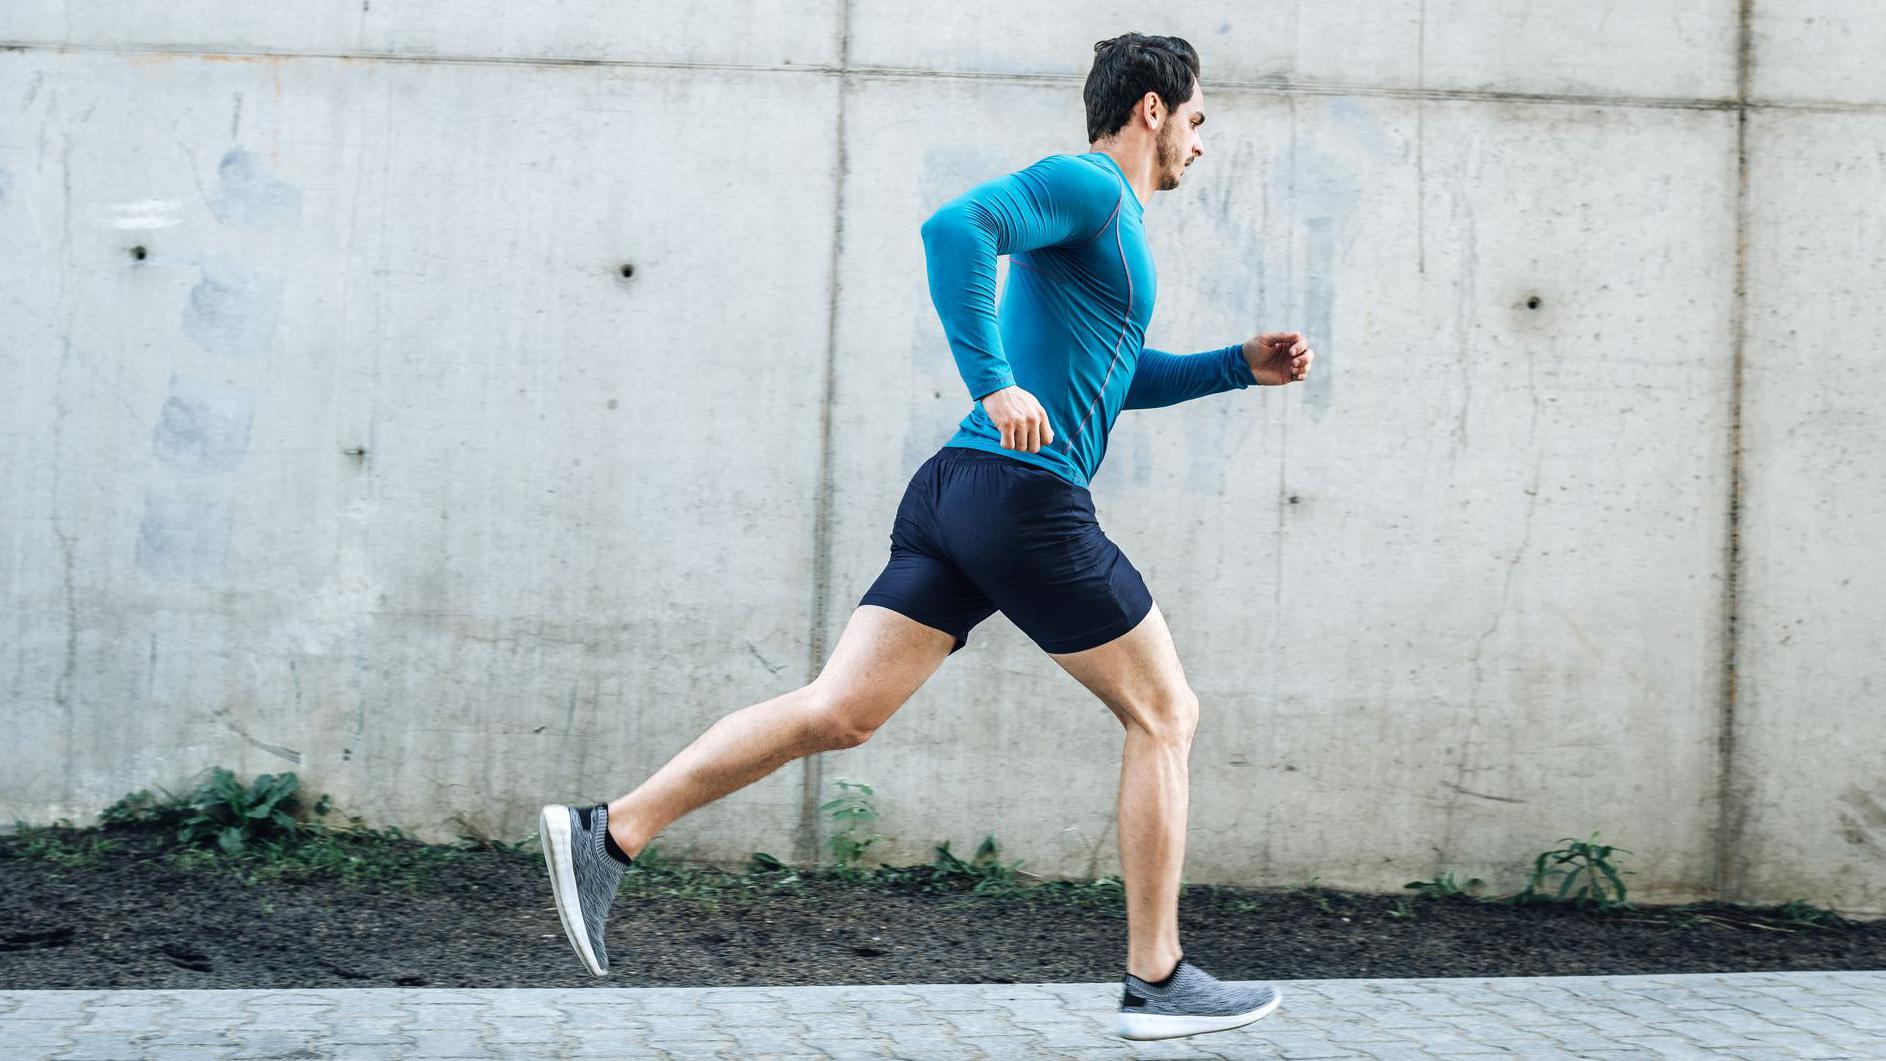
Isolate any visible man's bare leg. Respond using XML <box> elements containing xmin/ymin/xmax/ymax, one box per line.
<box><xmin>1049</xmin><ymin>602</ymin><xmax>1197</xmax><ymax>982</ymax></box>
<box><xmin>604</xmin><ymin>604</ymin><xmax>955</xmax><ymax>859</ymax></box>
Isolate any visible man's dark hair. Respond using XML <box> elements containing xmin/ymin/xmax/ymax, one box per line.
<box><xmin>1083</xmin><ymin>33</ymin><xmax>1200</xmax><ymax>144</ymax></box>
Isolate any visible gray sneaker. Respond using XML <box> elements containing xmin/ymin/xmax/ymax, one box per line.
<box><xmin>1117</xmin><ymin>957</ymin><xmax>1283</xmax><ymax>1041</ymax></box>
<box><xmin>539</xmin><ymin>802</ymin><xmax>631</xmax><ymax>977</ymax></box>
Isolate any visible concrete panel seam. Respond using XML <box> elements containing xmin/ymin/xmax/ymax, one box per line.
<box><xmin>1712</xmin><ymin>0</ymin><xmax>1753</xmax><ymax>903</ymax></box>
<box><xmin>796</xmin><ymin>0</ymin><xmax>851</xmax><ymax>868</ymax></box>
<box><xmin>14</xmin><ymin>39</ymin><xmax>1886</xmax><ymax>114</ymax></box>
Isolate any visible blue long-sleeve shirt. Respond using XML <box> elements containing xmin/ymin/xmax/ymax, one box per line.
<box><xmin>920</xmin><ymin>150</ymin><xmax>1256</xmax><ymax>487</ymax></box>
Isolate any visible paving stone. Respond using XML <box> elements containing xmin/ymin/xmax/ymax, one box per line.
<box><xmin>227</xmin><ymin>1028</ymin><xmax>331</xmax><ymax>1059</ymax></box>
<box><xmin>403</xmin><ymin>1003</ymin><xmax>492</xmax><ymax>1030</ymax></box>
<box><xmin>482</xmin><ymin>1046</ymin><xmax>570</xmax><ymax>1061</ymax></box>
<box><xmin>1606</xmin><ymin>1034</ymin><xmax>1727</xmax><ymax>1059</ymax></box>
<box><xmin>1</xmin><ymin>1017</ymin><xmax>82</xmax><ymax>1040</ymax></box>
<box><xmin>1258</xmin><ymin>1037</ymin><xmax>1361</xmax><ymax>1059</ymax></box>
<box><xmin>136</xmin><ymin>1029</ymin><xmax>241</xmax><ymax>1048</ymax></box>
<box><xmin>1644</xmin><ymin>1017</ymin><xmax>1767</xmax><ymax>1048</ymax></box>
<box><xmin>4</xmin><ymin>998</ymin><xmax>90</xmax><ymax>1022</ymax></box>
<box><xmin>52</xmin><ymin>1035</ymin><xmax>160</xmax><ymax>1060</ymax></box>
<box><xmin>1386</xmin><ymin>1031</ymin><xmax>1512</xmax><ymax>1054</ymax></box>
<box><xmin>481</xmin><ymin>1025</ymin><xmax>563</xmax><ymax>1045</ymax></box>
<box><xmin>953</xmin><ymin>1033</ymin><xmax>1049</xmax><ymax>1055</ymax></box>
<box><xmin>76</xmin><ymin>1004</ymin><xmax>174</xmax><ymax>1032</ymax></box>
<box><xmin>403</xmin><ymin>1028</ymin><xmax>496</xmax><ymax>1056</ymax></box>
<box><xmin>1348</xmin><ymin>1044</ymin><xmax>1445</xmax><ymax>1060</ymax></box>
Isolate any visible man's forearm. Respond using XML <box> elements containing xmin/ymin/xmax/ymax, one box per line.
<box><xmin>1122</xmin><ymin>342</ymin><xmax>1255</xmax><ymax>410</ymax></box>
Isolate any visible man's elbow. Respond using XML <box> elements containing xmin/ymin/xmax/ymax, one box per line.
<box><xmin>921</xmin><ymin>200</ymin><xmax>990</xmax><ymax>247</ymax></box>
<box><xmin>919</xmin><ymin>205</ymin><xmax>958</xmax><ymax>246</ymax></box>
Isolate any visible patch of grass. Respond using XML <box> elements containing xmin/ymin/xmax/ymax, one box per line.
<box><xmin>1279</xmin><ymin>875</ymin><xmax>1344</xmax><ymax>915</ymax></box>
<box><xmin>1027</xmin><ymin>872</ymin><xmax>1128</xmax><ymax>910</ymax></box>
<box><xmin>5</xmin><ymin>766</ymin><xmax>538</xmax><ymax>892</ymax></box>
<box><xmin>212</xmin><ymin>819</ymin><xmax>488</xmax><ymax>890</ymax></box>
<box><xmin>1657</xmin><ymin>897</ymin><xmax>1859</xmax><ymax>933</ymax></box>
<box><xmin>603</xmin><ymin>831</ymin><xmax>1130</xmax><ymax>915</ymax></box>
<box><xmin>1404</xmin><ymin>870</ymin><xmax>1487</xmax><ymax>901</ymax></box>
<box><xmin>932</xmin><ymin>835</ymin><xmax>1032</xmax><ymax>897</ymax></box>
<box><xmin>1772</xmin><ymin>897</ymin><xmax>1854</xmax><ymax>928</ymax></box>
<box><xmin>8</xmin><ymin>777</ymin><xmax>1857</xmax><ymax>931</ymax></box>
<box><xmin>2</xmin><ymin>819</ymin><xmax>125</xmax><ymax>868</ymax></box>
<box><xmin>86</xmin><ymin>813</ymin><xmax>504</xmax><ymax>892</ymax></box>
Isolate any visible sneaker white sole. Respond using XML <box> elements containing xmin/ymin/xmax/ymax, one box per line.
<box><xmin>539</xmin><ymin>804</ymin><xmax>607</xmax><ymax>978</ymax></box>
<box><xmin>1117</xmin><ymin>985</ymin><xmax>1282</xmax><ymax>1041</ymax></box>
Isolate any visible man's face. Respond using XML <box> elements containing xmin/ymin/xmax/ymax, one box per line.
<box><xmin>1155</xmin><ymin>79</ymin><xmax>1206</xmax><ymax>192</ymax></box>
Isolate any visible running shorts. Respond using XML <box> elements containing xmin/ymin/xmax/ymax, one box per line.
<box><xmin>857</xmin><ymin>445</ymin><xmax>1156</xmax><ymax>655</ymax></box>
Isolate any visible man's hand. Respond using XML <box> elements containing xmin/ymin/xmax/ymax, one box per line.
<box><xmin>1243</xmin><ymin>331</ymin><xmax>1316</xmax><ymax>386</ymax></box>
<box><xmin>979</xmin><ymin>385</ymin><xmax>1056</xmax><ymax>453</ymax></box>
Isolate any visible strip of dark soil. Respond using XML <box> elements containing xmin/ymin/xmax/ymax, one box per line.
<box><xmin>2</xmin><ymin>827</ymin><xmax>1879</xmax><ymax>990</ymax></box>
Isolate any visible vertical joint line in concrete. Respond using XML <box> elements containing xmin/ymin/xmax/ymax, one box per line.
<box><xmin>1713</xmin><ymin>0</ymin><xmax>1754</xmax><ymax>902</ymax></box>
<box><xmin>798</xmin><ymin>0</ymin><xmax>852</xmax><ymax>868</ymax></box>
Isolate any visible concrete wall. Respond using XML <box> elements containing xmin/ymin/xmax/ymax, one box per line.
<box><xmin>2</xmin><ymin>3</ymin><xmax>1880</xmax><ymax>915</ymax></box>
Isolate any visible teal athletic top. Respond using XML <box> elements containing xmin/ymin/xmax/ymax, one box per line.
<box><xmin>920</xmin><ymin>150</ymin><xmax>1256</xmax><ymax>487</ymax></box>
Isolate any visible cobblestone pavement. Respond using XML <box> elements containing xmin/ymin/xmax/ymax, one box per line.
<box><xmin>3</xmin><ymin>970</ymin><xmax>1883</xmax><ymax>1059</ymax></box>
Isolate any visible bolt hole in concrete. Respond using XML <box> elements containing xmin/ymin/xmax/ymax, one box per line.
<box><xmin>1525</xmin><ymin>294</ymin><xmax>1542</xmax><ymax>309</ymax></box>
<box><xmin>130</xmin><ymin>245</ymin><xmax>147</xmax><ymax>260</ymax></box>
<box><xmin>619</xmin><ymin>262</ymin><xmax>635</xmax><ymax>279</ymax></box>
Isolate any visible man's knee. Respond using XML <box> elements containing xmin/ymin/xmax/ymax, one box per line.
<box><xmin>1125</xmin><ymin>687</ymin><xmax>1200</xmax><ymax>743</ymax></box>
<box><xmin>801</xmin><ymin>686</ymin><xmax>883</xmax><ymax>749</ymax></box>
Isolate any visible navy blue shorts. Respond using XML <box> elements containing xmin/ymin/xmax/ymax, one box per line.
<box><xmin>858</xmin><ymin>445</ymin><xmax>1155</xmax><ymax>655</ymax></box>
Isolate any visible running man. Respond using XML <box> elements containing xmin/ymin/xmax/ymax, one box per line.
<box><xmin>541</xmin><ymin>32</ymin><xmax>1316</xmax><ymax>1043</ymax></box>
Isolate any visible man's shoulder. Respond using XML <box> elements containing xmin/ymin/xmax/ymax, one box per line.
<box><xmin>1014</xmin><ymin>152</ymin><xmax>1123</xmax><ymax>203</ymax></box>
<box><xmin>1023</xmin><ymin>151</ymin><xmax>1114</xmax><ymax>178</ymax></box>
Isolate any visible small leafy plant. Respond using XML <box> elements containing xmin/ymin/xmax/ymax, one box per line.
<box><xmin>101</xmin><ymin>767</ymin><xmax>326</xmax><ymax>854</ymax></box>
<box><xmin>820</xmin><ymin>777</ymin><xmax>885</xmax><ymax>876</ymax></box>
<box><xmin>929</xmin><ymin>835</ymin><xmax>1030</xmax><ymax>897</ymax></box>
<box><xmin>1773</xmin><ymin>897</ymin><xmax>1850</xmax><ymax>928</ymax></box>
<box><xmin>1507</xmin><ymin>831</ymin><xmax>1635</xmax><ymax>911</ymax></box>
<box><xmin>1404</xmin><ymin>870</ymin><xmax>1487</xmax><ymax>900</ymax></box>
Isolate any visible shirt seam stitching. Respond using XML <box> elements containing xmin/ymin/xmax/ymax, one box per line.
<box><xmin>1065</xmin><ymin>211</ymin><xmax>1134</xmax><ymax>446</ymax></box>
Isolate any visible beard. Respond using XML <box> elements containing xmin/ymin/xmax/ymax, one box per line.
<box><xmin>1155</xmin><ymin>124</ymin><xmax>1183</xmax><ymax>191</ymax></box>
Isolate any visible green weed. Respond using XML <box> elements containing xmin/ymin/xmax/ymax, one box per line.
<box><xmin>99</xmin><ymin>767</ymin><xmax>323</xmax><ymax>855</ymax></box>
<box><xmin>919</xmin><ymin>835</ymin><xmax>1032</xmax><ymax>897</ymax></box>
<box><xmin>1404</xmin><ymin>870</ymin><xmax>1487</xmax><ymax>900</ymax></box>
<box><xmin>820</xmin><ymin>777</ymin><xmax>885</xmax><ymax>877</ymax></box>
<box><xmin>1505</xmin><ymin>832</ymin><xmax>1636</xmax><ymax>912</ymax></box>
<box><xmin>3</xmin><ymin>819</ymin><xmax>124</xmax><ymax>868</ymax></box>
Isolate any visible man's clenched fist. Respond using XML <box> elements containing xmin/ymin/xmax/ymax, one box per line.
<box><xmin>979</xmin><ymin>385</ymin><xmax>1056</xmax><ymax>453</ymax></box>
<box><xmin>1243</xmin><ymin>331</ymin><xmax>1316</xmax><ymax>386</ymax></box>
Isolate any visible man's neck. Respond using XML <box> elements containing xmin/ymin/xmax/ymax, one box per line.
<box><xmin>1089</xmin><ymin>143</ymin><xmax>1152</xmax><ymax>209</ymax></box>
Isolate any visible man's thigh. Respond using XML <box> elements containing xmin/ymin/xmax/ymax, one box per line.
<box><xmin>1048</xmin><ymin>602</ymin><xmax>1192</xmax><ymax>728</ymax></box>
<box><xmin>810</xmin><ymin>604</ymin><xmax>957</xmax><ymax>732</ymax></box>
